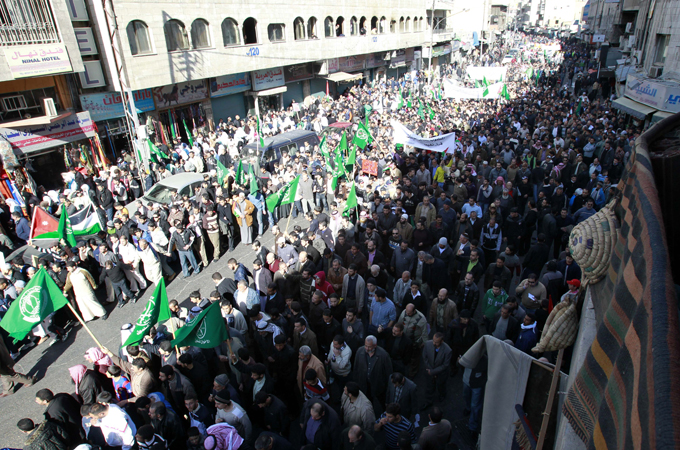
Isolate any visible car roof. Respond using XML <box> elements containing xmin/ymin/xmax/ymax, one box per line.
<box><xmin>328</xmin><ymin>122</ymin><xmax>353</xmax><ymax>128</ymax></box>
<box><xmin>244</xmin><ymin>130</ymin><xmax>318</xmax><ymax>149</ymax></box>
<box><xmin>153</xmin><ymin>172</ymin><xmax>205</xmax><ymax>189</ymax></box>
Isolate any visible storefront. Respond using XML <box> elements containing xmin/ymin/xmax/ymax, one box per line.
<box><xmin>613</xmin><ymin>73</ymin><xmax>680</xmax><ymax>128</ymax></box>
<box><xmin>365</xmin><ymin>53</ymin><xmax>388</xmax><ymax>82</ymax></box>
<box><xmin>248</xmin><ymin>68</ymin><xmax>287</xmax><ymax>115</ymax></box>
<box><xmin>151</xmin><ymin>80</ymin><xmax>210</xmax><ymax>146</ymax></box>
<box><xmin>210</xmin><ymin>73</ymin><xmax>250</xmax><ymax>122</ymax></box>
<box><xmin>79</xmin><ymin>89</ymin><xmax>156</xmax><ymax>158</ymax></box>
<box><xmin>386</xmin><ymin>49</ymin><xmax>414</xmax><ymax>80</ymax></box>
<box><xmin>325</xmin><ymin>56</ymin><xmax>365</xmax><ymax>95</ymax></box>
<box><xmin>431</xmin><ymin>43</ymin><xmax>452</xmax><ymax>67</ymax></box>
<box><xmin>283</xmin><ymin>63</ymin><xmax>314</xmax><ymax>107</ymax></box>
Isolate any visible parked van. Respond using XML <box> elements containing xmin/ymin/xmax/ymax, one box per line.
<box><xmin>241</xmin><ymin>129</ymin><xmax>320</xmax><ymax>171</ymax></box>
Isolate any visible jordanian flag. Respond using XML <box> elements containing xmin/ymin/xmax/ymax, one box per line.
<box><xmin>171</xmin><ymin>301</ymin><xmax>229</xmax><ymax>348</ymax></box>
<box><xmin>266</xmin><ymin>175</ymin><xmax>300</xmax><ymax>212</ymax></box>
<box><xmin>30</xmin><ymin>205</ymin><xmax>103</xmax><ymax>248</ymax></box>
<box><xmin>0</xmin><ymin>268</ymin><xmax>68</xmax><ymax>340</ymax></box>
<box><xmin>123</xmin><ymin>279</ymin><xmax>171</xmax><ymax>346</ymax></box>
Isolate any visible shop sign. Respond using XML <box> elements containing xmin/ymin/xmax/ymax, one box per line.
<box><xmin>390</xmin><ymin>50</ymin><xmax>406</xmax><ymax>68</ymax></box>
<box><xmin>284</xmin><ymin>63</ymin><xmax>314</xmax><ymax>83</ymax></box>
<box><xmin>366</xmin><ymin>53</ymin><xmax>386</xmax><ymax>69</ymax></box>
<box><xmin>0</xmin><ymin>111</ymin><xmax>95</xmax><ymax>155</ymax></box>
<box><xmin>152</xmin><ymin>80</ymin><xmax>208</xmax><ymax>108</ymax></box>
<box><xmin>3</xmin><ymin>43</ymin><xmax>72</xmax><ymax>79</ymax></box>
<box><xmin>338</xmin><ymin>55</ymin><xmax>365</xmax><ymax>72</ymax></box>
<box><xmin>210</xmin><ymin>73</ymin><xmax>251</xmax><ymax>98</ymax></box>
<box><xmin>625</xmin><ymin>73</ymin><xmax>680</xmax><ymax>113</ymax></box>
<box><xmin>79</xmin><ymin>60</ymin><xmax>106</xmax><ymax>88</ymax></box>
<box><xmin>80</xmin><ymin>89</ymin><xmax>155</xmax><ymax>122</ymax></box>
<box><xmin>327</xmin><ymin>58</ymin><xmax>339</xmax><ymax>73</ymax></box>
<box><xmin>451</xmin><ymin>40</ymin><xmax>461</xmax><ymax>52</ymax></box>
<box><xmin>592</xmin><ymin>34</ymin><xmax>605</xmax><ymax>43</ymax></box>
<box><xmin>432</xmin><ymin>44</ymin><xmax>452</xmax><ymax>57</ymax></box>
<box><xmin>66</xmin><ymin>0</ymin><xmax>89</xmax><ymax>21</ymax></box>
<box><xmin>74</xmin><ymin>28</ymin><xmax>98</xmax><ymax>56</ymax></box>
<box><xmin>251</xmin><ymin>67</ymin><xmax>285</xmax><ymax>91</ymax></box>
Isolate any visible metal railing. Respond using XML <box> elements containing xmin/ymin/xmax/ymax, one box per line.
<box><xmin>0</xmin><ymin>0</ymin><xmax>60</xmax><ymax>46</ymax></box>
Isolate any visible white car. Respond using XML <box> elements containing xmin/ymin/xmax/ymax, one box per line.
<box><xmin>502</xmin><ymin>54</ymin><xmax>514</xmax><ymax>65</ymax></box>
<box><xmin>125</xmin><ymin>172</ymin><xmax>206</xmax><ymax>217</ymax></box>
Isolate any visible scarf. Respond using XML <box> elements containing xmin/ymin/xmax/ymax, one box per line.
<box><xmin>86</xmin><ymin>347</ymin><xmax>113</xmax><ymax>366</ymax></box>
<box><xmin>69</xmin><ymin>364</ymin><xmax>88</xmax><ymax>393</ymax></box>
<box><xmin>520</xmin><ymin>322</ymin><xmax>537</xmax><ymax>331</ymax></box>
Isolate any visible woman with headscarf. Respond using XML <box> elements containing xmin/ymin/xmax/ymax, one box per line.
<box><xmin>69</xmin><ymin>364</ymin><xmax>104</xmax><ymax>405</ymax></box>
<box><xmin>203</xmin><ymin>423</ymin><xmax>243</xmax><ymax>450</ymax></box>
<box><xmin>85</xmin><ymin>347</ymin><xmax>115</xmax><ymax>396</ymax></box>
<box><xmin>313</xmin><ymin>271</ymin><xmax>335</xmax><ymax>305</ymax></box>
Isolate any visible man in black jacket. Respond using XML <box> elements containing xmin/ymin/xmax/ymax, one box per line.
<box><xmin>384</xmin><ymin>323</ymin><xmax>413</xmax><ymax>376</ymax></box>
<box><xmin>300</xmin><ymin>399</ymin><xmax>341</xmax><ymax>450</ymax></box>
<box><xmin>254</xmin><ymin>392</ymin><xmax>290</xmax><ymax>437</ymax></box>
<box><xmin>150</xmin><ymin>403</ymin><xmax>185</xmax><ymax>450</ymax></box>
<box><xmin>35</xmin><ymin>389</ymin><xmax>84</xmax><ymax>441</ymax></box>
<box><xmin>17</xmin><ymin>418</ymin><xmax>69</xmax><ymax>450</ymax></box>
<box><xmin>169</xmin><ymin>222</ymin><xmax>200</xmax><ymax>278</ymax></box>
<box><xmin>488</xmin><ymin>304</ymin><xmax>520</xmax><ymax>342</ymax></box>
<box><xmin>99</xmin><ymin>260</ymin><xmax>135</xmax><ymax>308</ymax></box>
<box><xmin>521</xmin><ymin>233</ymin><xmax>550</xmax><ymax>280</ymax></box>
<box><xmin>96</xmin><ymin>182</ymin><xmax>114</xmax><ymax>221</ymax></box>
<box><xmin>385</xmin><ymin>372</ymin><xmax>419</xmax><ymax>421</ymax></box>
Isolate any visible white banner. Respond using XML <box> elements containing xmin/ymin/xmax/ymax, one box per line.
<box><xmin>465</xmin><ymin>66</ymin><xmax>507</xmax><ymax>81</ymax></box>
<box><xmin>443</xmin><ymin>79</ymin><xmax>505</xmax><ymax>99</ymax></box>
<box><xmin>391</xmin><ymin>121</ymin><xmax>457</xmax><ymax>153</ymax></box>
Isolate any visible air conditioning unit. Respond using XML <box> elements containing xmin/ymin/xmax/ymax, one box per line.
<box><xmin>625</xmin><ymin>22</ymin><xmax>632</xmax><ymax>33</ymax></box>
<box><xmin>649</xmin><ymin>66</ymin><xmax>664</xmax><ymax>78</ymax></box>
<box><xmin>42</xmin><ymin>98</ymin><xmax>57</xmax><ymax>117</ymax></box>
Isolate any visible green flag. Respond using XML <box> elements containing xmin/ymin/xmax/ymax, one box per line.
<box><xmin>235</xmin><ymin>160</ymin><xmax>245</xmax><ymax>185</ymax></box>
<box><xmin>501</xmin><ymin>84</ymin><xmax>510</xmax><ymax>100</ymax></box>
<box><xmin>576</xmin><ymin>98</ymin><xmax>583</xmax><ymax>116</ymax></box>
<box><xmin>266</xmin><ymin>175</ymin><xmax>300</xmax><ymax>211</ymax></box>
<box><xmin>58</xmin><ymin>208</ymin><xmax>76</xmax><ymax>247</ymax></box>
<box><xmin>352</xmin><ymin>121</ymin><xmax>372</xmax><ymax>149</ymax></box>
<box><xmin>169</xmin><ymin>113</ymin><xmax>176</xmax><ymax>140</ymax></box>
<box><xmin>123</xmin><ymin>279</ymin><xmax>172</xmax><ymax>347</ymax></box>
<box><xmin>319</xmin><ymin>136</ymin><xmax>330</xmax><ymax>162</ymax></box>
<box><xmin>147</xmin><ymin>139</ymin><xmax>165</xmax><ymax>164</ymax></box>
<box><xmin>337</xmin><ymin>131</ymin><xmax>348</xmax><ymax>158</ymax></box>
<box><xmin>417</xmin><ymin>101</ymin><xmax>424</xmax><ymax>119</ymax></box>
<box><xmin>427</xmin><ymin>105</ymin><xmax>435</xmax><ymax>120</ymax></box>
<box><xmin>331</xmin><ymin>151</ymin><xmax>346</xmax><ymax>191</ymax></box>
<box><xmin>483</xmin><ymin>76</ymin><xmax>489</xmax><ymax>87</ymax></box>
<box><xmin>407</xmin><ymin>89</ymin><xmax>413</xmax><ymax>109</ymax></box>
<box><xmin>183</xmin><ymin>120</ymin><xmax>194</xmax><ymax>147</ymax></box>
<box><xmin>216</xmin><ymin>159</ymin><xmax>229</xmax><ymax>186</ymax></box>
<box><xmin>364</xmin><ymin>105</ymin><xmax>373</xmax><ymax>126</ymax></box>
<box><xmin>474</xmin><ymin>80</ymin><xmax>481</xmax><ymax>88</ymax></box>
<box><xmin>256</xmin><ymin>116</ymin><xmax>265</xmax><ymax>147</ymax></box>
<box><xmin>248</xmin><ymin>164</ymin><xmax>258</xmax><ymax>195</ymax></box>
<box><xmin>482</xmin><ymin>86</ymin><xmax>490</xmax><ymax>97</ymax></box>
<box><xmin>171</xmin><ymin>302</ymin><xmax>229</xmax><ymax>349</ymax></box>
<box><xmin>342</xmin><ymin>182</ymin><xmax>357</xmax><ymax>216</ymax></box>
<box><xmin>0</xmin><ymin>268</ymin><xmax>69</xmax><ymax>341</ymax></box>
<box><xmin>397</xmin><ymin>89</ymin><xmax>404</xmax><ymax>109</ymax></box>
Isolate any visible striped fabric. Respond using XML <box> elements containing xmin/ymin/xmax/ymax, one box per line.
<box><xmin>563</xmin><ymin>118</ymin><xmax>680</xmax><ymax>448</ymax></box>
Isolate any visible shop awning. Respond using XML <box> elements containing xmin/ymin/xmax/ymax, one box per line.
<box><xmin>651</xmin><ymin>110</ymin><xmax>673</xmax><ymax>124</ymax></box>
<box><xmin>323</xmin><ymin>72</ymin><xmax>363</xmax><ymax>83</ymax></box>
<box><xmin>612</xmin><ymin>96</ymin><xmax>656</xmax><ymax>120</ymax></box>
<box><xmin>251</xmin><ymin>86</ymin><xmax>287</xmax><ymax>96</ymax></box>
<box><xmin>0</xmin><ymin>111</ymin><xmax>73</xmax><ymax>128</ymax></box>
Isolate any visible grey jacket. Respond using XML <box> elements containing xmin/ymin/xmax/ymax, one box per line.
<box><xmin>385</xmin><ymin>376</ymin><xmax>419</xmax><ymax>420</ymax></box>
<box><xmin>423</xmin><ymin>340</ymin><xmax>452</xmax><ymax>377</ymax></box>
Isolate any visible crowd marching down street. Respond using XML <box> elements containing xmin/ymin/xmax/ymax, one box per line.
<box><xmin>0</xmin><ymin>31</ymin><xmax>641</xmax><ymax>450</ymax></box>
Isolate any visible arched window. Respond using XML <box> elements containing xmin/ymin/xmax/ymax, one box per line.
<box><xmin>336</xmin><ymin>17</ymin><xmax>344</xmax><ymax>37</ymax></box>
<box><xmin>349</xmin><ymin>17</ymin><xmax>358</xmax><ymax>36</ymax></box>
<box><xmin>359</xmin><ymin>17</ymin><xmax>367</xmax><ymax>35</ymax></box>
<box><xmin>294</xmin><ymin>17</ymin><xmax>305</xmax><ymax>40</ymax></box>
<box><xmin>164</xmin><ymin>19</ymin><xmax>189</xmax><ymax>52</ymax></box>
<box><xmin>127</xmin><ymin>20</ymin><xmax>152</xmax><ymax>55</ymax></box>
<box><xmin>243</xmin><ymin>17</ymin><xmax>257</xmax><ymax>44</ymax></box>
<box><xmin>390</xmin><ymin>19</ymin><xmax>396</xmax><ymax>33</ymax></box>
<box><xmin>379</xmin><ymin>16</ymin><xmax>386</xmax><ymax>34</ymax></box>
<box><xmin>370</xmin><ymin>16</ymin><xmax>378</xmax><ymax>34</ymax></box>
<box><xmin>405</xmin><ymin>17</ymin><xmax>411</xmax><ymax>32</ymax></box>
<box><xmin>324</xmin><ymin>16</ymin><xmax>333</xmax><ymax>38</ymax></box>
<box><xmin>222</xmin><ymin>18</ymin><xmax>239</xmax><ymax>46</ymax></box>
<box><xmin>307</xmin><ymin>17</ymin><xmax>318</xmax><ymax>39</ymax></box>
<box><xmin>414</xmin><ymin>17</ymin><xmax>419</xmax><ymax>31</ymax></box>
<box><xmin>190</xmin><ymin>19</ymin><xmax>211</xmax><ymax>49</ymax></box>
<box><xmin>267</xmin><ymin>23</ymin><xmax>285</xmax><ymax>42</ymax></box>
<box><xmin>399</xmin><ymin>17</ymin><xmax>405</xmax><ymax>33</ymax></box>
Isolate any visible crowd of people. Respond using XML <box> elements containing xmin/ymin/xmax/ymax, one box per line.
<box><xmin>0</xmin><ymin>30</ymin><xmax>645</xmax><ymax>450</ymax></box>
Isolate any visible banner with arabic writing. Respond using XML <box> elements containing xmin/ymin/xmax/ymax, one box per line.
<box><xmin>210</xmin><ymin>73</ymin><xmax>251</xmax><ymax>98</ymax></box>
<box><xmin>0</xmin><ymin>111</ymin><xmax>96</xmax><ymax>155</ymax></box>
<box><xmin>4</xmin><ymin>43</ymin><xmax>72</xmax><ymax>79</ymax></box>
<box><xmin>251</xmin><ymin>68</ymin><xmax>285</xmax><ymax>91</ymax></box>
<box><xmin>152</xmin><ymin>80</ymin><xmax>208</xmax><ymax>109</ymax></box>
<box><xmin>390</xmin><ymin>120</ymin><xmax>457</xmax><ymax>153</ymax></box>
<box><xmin>80</xmin><ymin>90</ymin><xmax>155</xmax><ymax>121</ymax></box>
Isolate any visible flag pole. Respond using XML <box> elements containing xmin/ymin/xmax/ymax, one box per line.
<box><xmin>65</xmin><ymin>302</ymin><xmax>105</xmax><ymax>349</ymax></box>
<box><xmin>284</xmin><ymin>210</ymin><xmax>293</xmax><ymax>235</ymax></box>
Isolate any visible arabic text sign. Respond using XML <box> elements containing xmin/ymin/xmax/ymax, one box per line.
<box><xmin>80</xmin><ymin>90</ymin><xmax>155</xmax><ymax>122</ymax></box>
<box><xmin>4</xmin><ymin>44</ymin><xmax>72</xmax><ymax>79</ymax></box>
<box><xmin>362</xmin><ymin>160</ymin><xmax>378</xmax><ymax>176</ymax></box>
<box><xmin>0</xmin><ymin>112</ymin><xmax>96</xmax><ymax>155</ymax></box>
<box><xmin>152</xmin><ymin>80</ymin><xmax>207</xmax><ymax>108</ymax></box>
<box><xmin>251</xmin><ymin>67</ymin><xmax>285</xmax><ymax>91</ymax></box>
<box><xmin>210</xmin><ymin>73</ymin><xmax>251</xmax><ymax>98</ymax></box>
<box><xmin>391</xmin><ymin>120</ymin><xmax>457</xmax><ymax>153</ymax></box>
<box><xmin>284</xmin><ymin>63</ymin><xmax>314</xmax><ymax>83</ymax></box>
<box><xmin>443</xmin><ymin>78</ymin><xmax>505</xmax><ymax>99</ymax></box>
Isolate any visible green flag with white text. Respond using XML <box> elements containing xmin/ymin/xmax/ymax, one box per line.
<box><xmin>417</xmin><ymin>101</ymin><xmax>424</xmax><ymax>119</ymax></box>
<box><xmin>501</xmin><ymin>84</ymin><xmax>510</xmax><ymax>100</ymax></box>
<box><xmin>352</xmin><ymin>121</ymin><xmax>372</xmax><ymax>149</ymax></box>
<box><xmin>343</xmin><ymin>182</ymin><xmax>357</xmax><ymax>216</ymax></box>
<box><xmin>256</xmin><ymin>116</ymin><xmax>265</xmax><ymax>147</ymax></box>
<box><xmin>171</xmin><ymin>302</ymin><xmax>229</xmax><ymax>349</ymax></box>
<box><xmin>266</xmin><ymin>175</ymin><xmax>300</xmax><ymax>211</ymax></box>
<box><xmin>58</xmin><ymin>208</ymin><xmax>76</xmax><ymax>247</ymax></box>
<box><xmin>0</xmin><ymin>268</ymin><xmax>68</xmax><ymax>341</ymax></box>
<box><xmin>216</xmin><ymin>159</ymin><xmax>229</xmax><ymax>186</ymax></box>
<box><xmin>183</xmin><ymin>120</ymin><xmax>194</xmax><ymax>147</ymax></box>
<box><xmin>147</xmin><ymin>139</ymin><xmax>165</xmax><ymax>164</ymax></box>
<box><xmin>248</xmin><ymin>164</ymin><xmax>259</xmax><ymax>195</ymax></box>
<box><xmin>235</xmin><ymin>160</ymin><xmax>245</xmax><ymax>185</ymax></box>
<box><xmin>123</xmin><ymin>279</ymin><xmax>171</xmax><ymax>347</ymax></box>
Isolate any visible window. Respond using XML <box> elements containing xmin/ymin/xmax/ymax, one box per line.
<box><xmin>379</xmin><ymin>16</ymin><xmax>386</xmax><ymax>34</ymax></box>
<box><xmin>399</xmin><ymin>17</ymin><xmax>405</xmax><ymax>33</ymax></box>
<box><xmin>413</xmin><ymin>18</ymin><xmax>418</xmax><ymax>31</ymax></box>
<box><xmin>307</xmin><ymin>17</ymin><xmax>318</xmax><ymax>39</ymax></box>
<box><xmin>390</xmin><ymin>19</ymin><xmax>396</xmax><ymax>33</ymax></box>
<box><xmin>127</xmin><ymin>20</ymin><xmax>152</xmax><ymax>55</ymax></box>
<box><xmin>0</xmin><ymin>0</ymin><xmax>59</xmax><ymax>46</ymax></box>
<box><xmin>1</xmin><ymin>95</ymin><xmax>27</xmax><ymax>112</ymax></box>
<box><xmin>221</xmin><ymin>18</ymin><xmax>240</xmax><ymax>46</ymax></box>
<box><xmin>370</xmin><ymin>16</ymin><xmax>378</xmax><ymax>34</ymax></box>
<box><xmin>164</xmin><ymin>19</ymin><xmax>189</xmax><ymax>52</ymax></box>
<box><xmin>243</xmin><ymin>17</ymin><xmax>257</xmax><ymax>44</ymax></box>
<box><xmin>324</xmin><ymin>16</ymin><xmax>333</xmax><ymax>38</ymax></box>
<box><xmin>654</xmin><ymin>34</ymin><xmax>669</xmax><ymax>65</ymax></box>
<box><xmin>350</xmin><ymin>17</ymin><xmax>358</xmax><ymax>36</ymax></box>
<box><xmin>190</xmin><ymin>19</ymin><xmax>210</xmax><ymax>49</ymax></box>
<box><xmin>359</xmin><ymin>17</ymin><xmax>367</xmax><ymax>35</ymax></box>
<box><xmin>268</xmin><ymin>23</ymin><xmax>285</xmax><ymax>42</ymax></box>
<box><xmin>336</xmin><ymin>17</ymin><xmax>344</xmax><ymax>37</ymax></box>
<box><xmin>405</xmin><ymin>17</ymin><xmax>410</xmax><ymax>32</ymax></box>
<box><xmin>294</xmin><ymin>17</ymin><xmax>305</xmax><ymax>40</ymax></box>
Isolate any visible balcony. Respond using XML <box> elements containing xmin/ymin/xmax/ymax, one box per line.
<box><xmin>0</xmin><ymin>0</ymin><xmax>61</xmax><ymax>46</ymax></box>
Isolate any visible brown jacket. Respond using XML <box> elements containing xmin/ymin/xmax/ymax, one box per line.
<box><xmin>297</xmin><ymin>354</ymin><xmax>326</xmax><ymax>393</ymax></box>
<box><xmin>326</xmin><ymin>266</ymin><xmax>347</xmax><ymax>292</ymax></box>
<box><xmin>294</xmin><ymin>327</ymin><xmax>319</xmax><ymax>357</ymax></box>
<box><xmin>232</xmin><ymin>199</ymin><xmax>255</xmax><ymax>227</ymax></box>
<box><xmin>110</xmin><ymin>354</ymin><xmax>155</xmax><ymax>398</ymax></box>
<box><xmin>428</xmin><ymin>299</ymin><xmax>459</xmax><ymax>329</ymax></box>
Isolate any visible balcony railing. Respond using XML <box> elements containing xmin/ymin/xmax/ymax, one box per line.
<box><xmin>0</xmin><ymin>0</ymin><xmax>60</xmax><ymax>46</ymax></box>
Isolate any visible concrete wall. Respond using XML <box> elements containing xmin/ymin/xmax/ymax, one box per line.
<box><xmin>111</xmin><ymin>0</ymin><xmax>429</xmax><ymax>90</ymax></box>
<box><xmin>641</xmin><ymin>0</ymin><xmax>680</xmax><ymax>75</ymax></box>
<box><xmin>0</xmin><ymin>0</ymin><xmax>84</xmax><ymax>82</ymax></box>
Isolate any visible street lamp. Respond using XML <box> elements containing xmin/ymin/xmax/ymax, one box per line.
<box><xmin>427</xmin><ymin>5</ymin><xmax>470</xmax><ymax>77</ymax></box>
